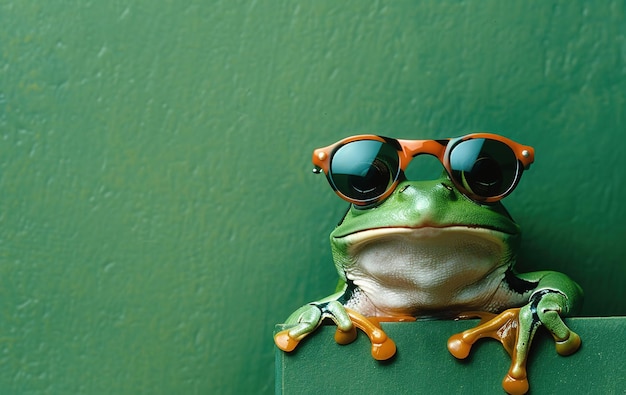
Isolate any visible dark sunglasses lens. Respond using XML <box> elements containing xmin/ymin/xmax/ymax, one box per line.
<box><xmin>449</xmin><ymin>139</ymin><xmax>518</xmax><ymax>198</ymax></box>
<box><xmin>330</xmin><ymin>140</ymin><xmax>399</xmax><ymax>203</ymax></box>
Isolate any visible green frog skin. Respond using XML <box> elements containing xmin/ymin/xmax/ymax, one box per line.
<box><xmin>275</xmin><ymin>175</ymin><xmax>583</xmax><ymax>395</ymax></box>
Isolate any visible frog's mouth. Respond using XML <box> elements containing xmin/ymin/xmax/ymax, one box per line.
<box><xmin>336</xmin><ymin>225</ymin><xmax>516</xmax><ymax>247</ymax></box>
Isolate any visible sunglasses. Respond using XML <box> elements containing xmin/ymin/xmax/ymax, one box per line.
<box><xmin>312</xmin><ymin>133</ymin><xmax>534</xmax><ymax>206</ymax></box>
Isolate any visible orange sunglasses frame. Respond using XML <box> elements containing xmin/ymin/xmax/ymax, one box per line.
<box><xmin>312</xmin><ymin>133</ymin><xmax>535</xmax><ymax>205</ymax></box>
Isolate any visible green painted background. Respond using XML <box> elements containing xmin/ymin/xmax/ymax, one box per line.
<box><xmin>1</xmin><ymin>1</ymin><xmax>624</xmax><ymax>394</ymax></box>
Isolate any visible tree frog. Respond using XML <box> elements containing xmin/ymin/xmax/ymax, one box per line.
<box><xmin>275</xmin><ymin>133</ymin><xmax>583</xmax><ymax>395</ymax></box>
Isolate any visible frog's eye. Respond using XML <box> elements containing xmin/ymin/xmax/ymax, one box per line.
<box><xmin>329</xmin><ymin>140</ymin><xmax>400</xmax><ymax>204</ymax></box>
<box><xmin>448</xmin><ymin>138</ymin><xmax>520</xmax><ymax>200</ymax></box>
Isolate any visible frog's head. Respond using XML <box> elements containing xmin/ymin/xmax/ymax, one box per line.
<box><xmin>312</xmin><ymin>134</ymin><xmax>533</xmax><ymax>286</ymax></box>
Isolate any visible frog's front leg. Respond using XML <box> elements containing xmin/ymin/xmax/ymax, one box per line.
<box><xmin>447</xmin><ymin>271</ymin><xmax>583</xmax><ymax>395</ymax></box>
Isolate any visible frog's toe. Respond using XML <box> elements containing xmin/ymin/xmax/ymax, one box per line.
<box><xmin>274</xmin><ymin>321</ymin><xmax>319</xmax><ymax>352</ymax></box>
<box><xmin>446</xmin><ymin>333</ymin><xmax>472</xmax><ymax>359</ymax></box>
<box><xmin>333</xmin><ymin>324</ymin><xmax>357</xmax><ymax>345</ymax></box>
<box><xmin>274</xmin><ymin>329</ymin><xmax>300</xmax><ymax>352</ymax></box>
<box><xmin>554</xmin><ymin>330</ymin><xmax>581</xmax><ymax>356</ymax></box>
<box><xmin>275</xmin><ymin>304</ymin><xmax>324</xmax><ymax>352</ymax></box>
<box><xmin>275</xmin><ymin>321</ymin><xmax>315</xmax><ymax>351</ymax></box>
<box><xmin>343</xmin><ymin>308</ymin><xmax>397</xmax><ymax>361</ymax></box>
<box><xmin>502</xmin><ymin>374</ymin><xmax>529</xmax><ymax>395</ymax></box>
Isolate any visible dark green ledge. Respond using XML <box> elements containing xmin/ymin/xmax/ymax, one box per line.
<box><xmin>276</xmin><ymin>317</ymin><xmax>625</xmax><ymax>394</ymax></box>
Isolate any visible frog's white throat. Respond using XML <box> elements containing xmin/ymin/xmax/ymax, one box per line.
<box><xmin>334</xmin><ymin>226</ymin><xmax>515</xmax><ymax>317</ymax></box>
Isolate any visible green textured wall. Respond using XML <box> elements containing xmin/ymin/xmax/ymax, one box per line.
<box><xmin>1</xmin><ymin>1</ymin><xmax>624</xmax><ymax>394</ymax></box>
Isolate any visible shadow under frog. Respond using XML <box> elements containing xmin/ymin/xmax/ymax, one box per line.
<box><xmin>275</xmin><ymin>134</ymin><xmax>583</xmax><ymax>395</ymax></box>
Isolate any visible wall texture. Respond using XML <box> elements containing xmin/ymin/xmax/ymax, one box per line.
<box><xmin>0</xmin><ymin>1</ymin><xmax>624</xmax><ymax>394</ymax></box>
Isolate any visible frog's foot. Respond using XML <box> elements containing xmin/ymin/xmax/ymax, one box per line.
<box><xmin>447</xmin><ymin>293</ymin><xmax>581</xmax><ymax>395</ymax></box>
<box><xmin>447</xmin><ymin>310</ymin><xmax>518</xmax><ymax>359</ymax></box>
<box><xmin>274</xmin><ymin>301</ymin><xmax>353</xmax><ymax>353</ymax></box>
<box><xmin>448</xmin><ymin>309</ymin><xmax>527</xmax><ymax>394</ymax></box>
<box><xmin>274</xmin><ymin>302</ymin><xmax>401</xmax><ymax>361</ymax></box>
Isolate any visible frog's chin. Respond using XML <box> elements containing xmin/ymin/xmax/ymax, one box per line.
<box><xmin>332</xmin><ymin>226</ymin><xmax>517</xmax><ymax>315</ymax></box>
